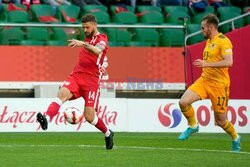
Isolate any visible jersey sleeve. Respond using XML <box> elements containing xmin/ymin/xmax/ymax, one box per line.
<box><xmin>220</xmin><ymin>38</ymin><xmax>233</xmax><ymax>56</ymax></box>
<box><xmin>95</xmin><ymin>35</ymin><xmax>108</xmax><ymax>52</ymax></box>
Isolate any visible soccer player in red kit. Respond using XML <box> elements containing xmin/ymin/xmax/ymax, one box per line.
<box><xmin>36</xmin><ymin>14</ymin><xmax>114</xmax><ymax>149</ymax></box>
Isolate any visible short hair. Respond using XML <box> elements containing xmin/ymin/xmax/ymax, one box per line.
<box><xmin>202</xmin><ymin>14</ymin><xmax>219</xmax><ymax>28</ymax></box>
<box><xmin>81</xmin><ymin>14</ymin><xmax>97</xmax><ymax>23</ymax></box>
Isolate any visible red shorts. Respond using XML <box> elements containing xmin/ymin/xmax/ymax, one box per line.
<box><xmin>62</xmin><ymin>72</ymin><xmax>100</xmax><ymax>110</ymax></box>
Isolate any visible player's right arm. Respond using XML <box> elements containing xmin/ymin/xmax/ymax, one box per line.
<box><xmin>67</xmin><ymin>39</ymin><xmax>105</xmax><ymax>56</ymax></box>
<box><xmin>193</xmin><ymin>54</ymin><xmax>233</xmax><ymax>68</ymax></box>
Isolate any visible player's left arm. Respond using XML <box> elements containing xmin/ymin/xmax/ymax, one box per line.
<box><xmin>67</xmin><ymin>39</ymin><xmax>106</xmax><ymax>56</ymax></box>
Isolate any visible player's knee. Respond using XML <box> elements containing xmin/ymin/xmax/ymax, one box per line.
<box><xmin>216</xmin><ymin>120</ymin><xmax>226</xmax><ymax>128</ymax></box>
<box><xmin>84</xmin><ymin>112</ymin><xmax>92</xmax><ymax>123</ymax></box>
<box><xmin>57</xmin><ymin>87</ymin><xmax>72</xmax><ymax>102</ymax></box>
<box><xmin>179</xmin><ymin>99</ymin><xmax>189</xmax><ymax>110</ymax></box>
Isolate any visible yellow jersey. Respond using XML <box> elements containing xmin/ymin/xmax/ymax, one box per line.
<box><xmin>202</xmin><ymin>33</ymin><xmax>233</xmax><ymax>87</ymax></box>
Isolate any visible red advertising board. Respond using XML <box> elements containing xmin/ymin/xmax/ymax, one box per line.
<box><xmin>0</xmin><ymin>47</ymin><xmax>184</xmax><ymax>83</ymax></box>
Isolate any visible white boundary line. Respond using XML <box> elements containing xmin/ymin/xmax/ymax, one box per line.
<box><xmin>0</xmin><ymin>144</ymin><xmax>249</xmax><ymax>155</ymax></box>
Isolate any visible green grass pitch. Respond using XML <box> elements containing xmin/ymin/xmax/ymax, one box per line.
<box><xmin>0</xmin><ymin>132</ymin><xmax>249</xmax><ymax>167</ymax></box>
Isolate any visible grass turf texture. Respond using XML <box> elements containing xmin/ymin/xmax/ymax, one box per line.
<box><xmin>0</xmin><ymin>133</ymin><xmax>249</xmax><ymax>167</ymax></box>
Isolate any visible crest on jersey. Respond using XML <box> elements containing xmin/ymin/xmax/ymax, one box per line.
<box><xmin>219</xmin><ymin>35</ymin><xmax>225</xmax><ymax>39</ymax></box>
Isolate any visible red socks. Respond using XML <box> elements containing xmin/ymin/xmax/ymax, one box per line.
<box><xmin>95</xmin><ymin>118</ymin><xmax>108</xmax><ymax>134</ymax></box>
<box><xmin>45</xmin><ymin>102</ymin><xmax>60</xmax><ymax>120</ymax></box>
<box><xmin>91</xmin><ymin>115</ymin><xmax>108</xmax><ymax>134</ymax></box>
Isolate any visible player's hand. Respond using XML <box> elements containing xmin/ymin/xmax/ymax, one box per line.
<box><xmin>67</xmin><ymin>39</ymin><xmax>85</xmax><ymax>48</ymax></box>
<box><xmin>193</xmin><ymin>59</ymin><xmax>207</xmax><ymax>67</ymax></box>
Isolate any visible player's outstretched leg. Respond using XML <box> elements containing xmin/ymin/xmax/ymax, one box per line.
<box><xmin>178</xmin><ymin>103</ymin><xmax>199</xmax><ymax>140</ymax></box>
<box><xmin>36</xmin><ymin>112</ymin><xmax>48</xmax><ymax>130</ymax></box>
<box><xmin>178</xmin><ymin>125</ymin><xmax>199</xmax><ymax>141</ymax></box>
<box><xmin>178</xmin><ymin>89</ymin><xmax>201</xmax><ymax>141</ymax></box>
<box><xmin>37</xmin><ymin>97</ymin><xmax>63</xmax><ymax>130</ymax></box>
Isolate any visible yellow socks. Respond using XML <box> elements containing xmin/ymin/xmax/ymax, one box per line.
<box><xmin>181</xmin><ymin>105</ymin><xmax>197</xmax><ymax>128</ymax></box>
<box><xmin>223</xmin><ymin>121</ymin><xmax>238</xmax><ymax>140</ymax></box>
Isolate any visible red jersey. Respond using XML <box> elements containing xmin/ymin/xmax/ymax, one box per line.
<box><xmin>72</xmin><ymin>32</ymin><xmax>108</xmax><ymax>78</ymax></box>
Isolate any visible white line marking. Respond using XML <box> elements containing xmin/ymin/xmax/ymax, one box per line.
<box><xmin>0</xmin><ymin>144</ymin><xmax>249</xmax><ymax>155</ymax></box>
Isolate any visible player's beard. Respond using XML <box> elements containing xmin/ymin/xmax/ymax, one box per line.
<box><xmin>203</xmin><ymin>34</ymin><xmax>208</xmax><ymax>39</ymax></box>
<box><xmin>203</xmin><ymin>30</ymin><xmax>211</xmax><ymax>39</ymax></box>
<box><xmin>85</xmin><ymin>30</ymin><xmax>95</xmax><ymax>38</ymax></box>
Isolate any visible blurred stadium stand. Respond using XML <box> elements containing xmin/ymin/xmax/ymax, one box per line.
<box><xmin>0</xmin><ymin>1</ymin><xmax>249</xmax><ymax>46</ymax></box>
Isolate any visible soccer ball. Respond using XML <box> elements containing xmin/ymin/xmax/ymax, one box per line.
<box><xmin>63</xmin><ymin>107</ymin><xmax>84</xmax><ymax>124</ymax></box>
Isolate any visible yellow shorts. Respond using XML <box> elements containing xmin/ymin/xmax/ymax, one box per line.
<box><xmin>189</xmin><ymin>77</ymin><xmax>230</xmax><ymax>113</ymax></box>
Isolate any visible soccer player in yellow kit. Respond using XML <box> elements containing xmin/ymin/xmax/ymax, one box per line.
<box><xmin>178</xmin><ymin>14</ymin><xmax>241</xmax><ymax>152</ymax></box>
